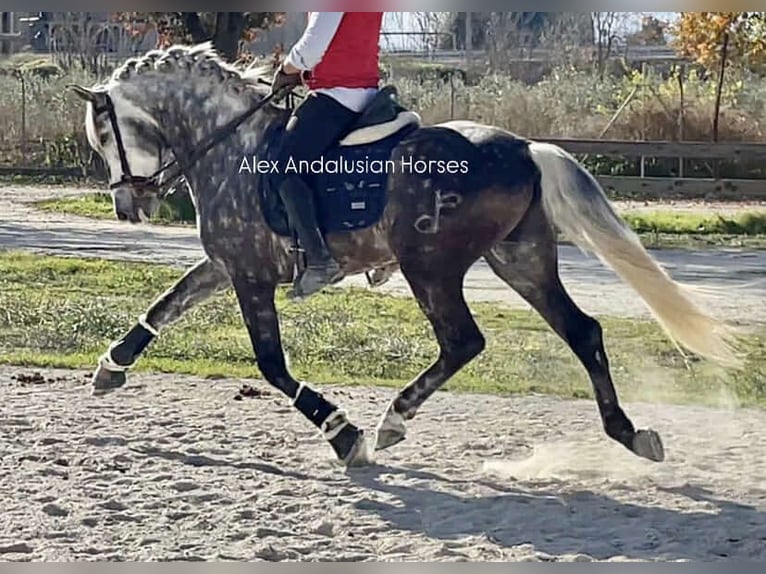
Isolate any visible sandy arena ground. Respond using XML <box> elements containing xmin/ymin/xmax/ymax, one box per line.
<box><xmin>1</xmin><ymin>186</ymin><xmax>766</xmax><ymax>561</ymax></box>
<box><xmin>1</xmin><ymin>366</ymin><xmax>766</xmax><ymax>562</ymax></box>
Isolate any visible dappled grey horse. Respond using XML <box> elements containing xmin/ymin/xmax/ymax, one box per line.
<box><xmin>70</xmin><ymin>43</ymin><xmax>739</xmax><ymax>467</ymax></box>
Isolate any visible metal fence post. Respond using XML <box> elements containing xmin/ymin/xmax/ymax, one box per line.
<box><xmin>19</xmin><ymin>72</ymin><xmax>26</xmax><ymax>157</ymax></box>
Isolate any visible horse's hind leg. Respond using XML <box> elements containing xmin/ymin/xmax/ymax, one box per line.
<box><xmin>92</xmin><ymin>257</ymin><xmax>229</xmax><ymax>395</ymax></box>
<box><xmin>375</xmin><ymin>265</ymin><xmax>485</xmax><ymax>451</ymax></box>
<box><xmin>484</xmin><ymin>199</ymin><xmax>664</xmax><ymax>462</ymax></box>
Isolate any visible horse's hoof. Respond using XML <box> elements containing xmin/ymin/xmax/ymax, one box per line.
<box><xmin>328</xmin><ymin>424</ymin><xmax>374</xmax><ymax>467</ymax></box>
<box><xmin>375</xmin><ymin>429</ymin><xmax>406</xmax><ymax>451</ymax></box>
<box><xmin>374</xmin><ymin>404</ymin><xmax>407</xmax><ymax>451</ymax></box>
<box><xmin>367</xmin><ymin>266</ymin><xmax>395</xmax><ymax>289</ymax></box>
<box><xmin>632</xmin><ymin>429</ymin><xmax>665</xmax><ymax>462</ymax></box>
<box><xmin>343</xmin><ymin>431</ymin><xmax>374</xmax><ymax>468</ymax></box>
<box><xmin>91</xmin><ymin>364</ymin><xmax>127</xmax><ymax>396</ymax></box>
<box><xmin>285</xmin><ymin>287</ymin><xmax>305</xmax><ymax>302</ymax></box>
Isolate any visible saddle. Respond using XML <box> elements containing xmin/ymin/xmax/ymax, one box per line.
<box><xmin>337</xmin><ymin>85</ymin><xmax>421</xmax><ymax>146</ymax></box>
<box><xmin>258</xmin><ymin>85</ymin><xmax>422</xmax><ymax>239</ymax></box>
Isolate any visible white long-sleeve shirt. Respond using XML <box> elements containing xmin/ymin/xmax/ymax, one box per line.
<box><xmin>284</xmin><ymin>12</ymin><xmax>378</xmax><ymax>112</ymax></box>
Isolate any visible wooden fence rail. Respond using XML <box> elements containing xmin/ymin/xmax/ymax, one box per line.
<box><xmin>594</xmin><ymin>176</ymin><xmax>766</xmax><ymax>201</ymax></box>
<box><xmin>536</xmin><ymin>138</ymin><xmax>766</xmax><ymax>201</ymax></box>
<box><xmin>539</xmin><ymin>138</ymin><xmax>766</xmax><ymax>161</ymax></box>
<box><xmin>2</xmin><ymin>138</ymin><xmax>766</xmax><ymax>201</ymax></box>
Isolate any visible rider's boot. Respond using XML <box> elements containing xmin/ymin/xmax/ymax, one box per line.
<box><xmin>278</xmin><ymin>175</ymin><xmax>344</xmax><ymax>297</ymax></box>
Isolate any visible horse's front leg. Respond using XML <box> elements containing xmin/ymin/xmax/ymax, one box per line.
<box><xmin>229</xmin><ymin>273</ymin><xmax>372</xmax><ymax>466</ymax></box>
<box><xmin>92</xmin><ymin>257</ymin><xmax>229</xmax><ymax>395</ymax></box>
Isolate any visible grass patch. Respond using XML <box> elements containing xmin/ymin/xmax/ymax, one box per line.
<box><xmin>623</xmin><ymin>211</ymin><xmax>766</xmax><ymax>236</ymax></box>
<box><xmin>1</xmin><ymin>250</ymin><xmax>764</xmax><ymax>407</ymax></box>
<box><xmin>34</xmin><ymin>192</ymin><xmax>196</xmax><ymax>225</ymax></box>
<box><xmin>33</xmin><ymin>192</ymin><xmax>766</xmax><ymax>249</ymax></box>
<box><xmin>622</xmin><ymin>211</ymin><xmax>766</xmax><ymax>250</ymax></box>
<box><xmin>0</xmin><ymin>174</ymin><xmax>99</xmax><ymax>187</ymax></box>
<box><xmin>35</xmin><ymin>192</ymin><xmax>116</xmax><ymax>220</ymax></box>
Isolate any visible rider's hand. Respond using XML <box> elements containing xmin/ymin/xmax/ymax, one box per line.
<box><xmin>270</xmin><ymin>64</ymin><xmax>302</xmax><ymax>95</ymax></box>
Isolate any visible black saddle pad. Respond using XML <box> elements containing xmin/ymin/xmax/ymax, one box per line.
<box><xmin>256</xmin><ymin>120</ymin><xmax>418</xmax><ymax>238</ymax></box>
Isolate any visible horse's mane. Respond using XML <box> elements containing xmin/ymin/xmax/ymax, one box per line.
<box><xmin>108</xmin><ymin>41</ymin><xmax>275</xmax><ymax>97</ymax></box>
<box><xmin>242</xmin><ymin>60</ymin><xmax>277</xmax><ymax>89</ymax></box>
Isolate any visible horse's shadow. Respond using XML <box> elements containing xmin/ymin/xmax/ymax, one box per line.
<box><xmin>345</xmin><ymin>464</ymin><xmax>766</xmax><ymax>561</ymax></box>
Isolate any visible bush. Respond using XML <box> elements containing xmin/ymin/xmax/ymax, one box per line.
<box><xmin>3</xmin><ymin>53</ymin><xmax>766</xmax><ymax>184</ymax></box>
<box><xmin>0</xmin><ymin>58</ymin><xmax>104</xmax><ymax>171</ymax></box>
<box><xmin>385</xmin><ymin>59</ymin><xmax>766</xmax><ymax>179</ymax></box>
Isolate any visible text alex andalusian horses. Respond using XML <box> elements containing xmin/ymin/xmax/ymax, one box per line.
<box><xmin>70</xmin><ymin>43</ymin><xmax>741</xmax><ymax>467</ymax></box>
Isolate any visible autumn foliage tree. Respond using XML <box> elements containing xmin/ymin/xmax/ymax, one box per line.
<box><xmin>113</xmin><ymin>12</ymin><xmax>287</xmax><ymax>62</ymax></box>
<box><xmin>672</xmin><ymin>13</ymin><xmax>766</xmax><ymax>142</ymax></box>
<box><xmin>672</xmin><ymin>12</ymin><xmax>766</xmax><ymax>70</ymax></box>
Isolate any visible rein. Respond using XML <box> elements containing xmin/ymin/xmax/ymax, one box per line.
<box><xmin>97</xmin><ymin>79</ymin><xmax>298</xmax><ymax>195</ymax></box>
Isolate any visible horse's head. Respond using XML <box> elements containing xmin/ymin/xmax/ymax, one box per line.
<box><xmin>71</xmin><ymin>44</ymin><xmax>279</xmax><ymax>224</ymax></box>
<box><xmin>69</xmin><ymin>82</ymin><xmax>169</xmax><ymax>223</ymax></box>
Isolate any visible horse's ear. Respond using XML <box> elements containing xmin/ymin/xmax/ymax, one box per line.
<box><xmin>67</xmin><ymin>84</ymin><xmax>103</xmax><ymax>104</ymax></box>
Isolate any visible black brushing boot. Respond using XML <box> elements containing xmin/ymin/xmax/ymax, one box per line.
<box><xmin>278</xmin><ymin>176</ymin><xmax>343</xmax><ymax>297</ymax></box>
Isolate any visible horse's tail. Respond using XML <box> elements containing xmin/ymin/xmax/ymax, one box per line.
<box><xmin>528</xmin><ymin>141</ymin><xmax>741</xmax><ymax>367</ymax></box>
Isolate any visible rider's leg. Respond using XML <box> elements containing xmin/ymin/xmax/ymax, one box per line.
<box><xmin>274</xmin><ymin>92</ymin><xmax>360</xmax><ymax>297</ymax></box>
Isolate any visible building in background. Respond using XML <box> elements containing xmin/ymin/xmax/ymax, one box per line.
<box><xmin>0</xmin><ymin>12</ymin><xmax>22</xmax><ymax>54</ymax></box>
<box><xmin>0</xmin><ymin>12</ymin><xmax>158</xmax><ymax>57</ymax></box>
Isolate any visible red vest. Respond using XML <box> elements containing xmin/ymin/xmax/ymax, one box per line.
<box><xmin>304</xmin><ymin>12</ymin><xmax>383</xmax><ymax>90</ymax></box>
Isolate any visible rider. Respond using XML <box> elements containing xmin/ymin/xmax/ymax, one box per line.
<box><xmin>270</xmin><ymin>11</ymin><xmax>384</xmax><ymax>297</ymax></box>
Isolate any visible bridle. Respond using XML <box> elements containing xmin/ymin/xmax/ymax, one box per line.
<box><xmin>94</xmin><ymin>80</ymin><xmax>294</xmax><ymax>197</ymax></box>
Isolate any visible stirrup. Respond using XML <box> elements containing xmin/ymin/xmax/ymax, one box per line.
<box><xmin>290</xmin><ymin>262</ymin><xmax>343</xmax><ymax>299</ymax></box>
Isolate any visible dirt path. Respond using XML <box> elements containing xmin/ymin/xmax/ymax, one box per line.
<box><xmin>1</xmin><ymin>366</ymin><xmax>765</xmax><ymax>561</ymax></box>
<box><xmin>2</xmin><ymin>185</ymin><xmax>765</xmax><ymax>324</ymax></box>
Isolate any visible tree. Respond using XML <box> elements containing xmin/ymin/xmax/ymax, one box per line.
<box><xmin>114</xmin><ymin>12</ymin><xmax>287</xmax><ymax>61</ymax></box>
<box><xmin>443</xmin><ymin>12</ymin><xmax>593</xmax><ymax>56</ymax></box>
<box><xmin>440</xmin><ymin>12</ymin><xmax>491</xmax><ymax>51</ymax></box>
<box><xmin>672</xmin><ymin>12</ymin><xmax>766</xmax><ymax>70</ymax></box>
<box><xmin>672</xmin><ymin>13</ymin><xmax>766</xmax><ymax>142</ymax></box>
<box><xmin>486</xmin><ymin>13</ymin><xmax>553</xmax><ymax>52</ymax></box>
<box><xmin>593</xmin><ymin>12</ymin><xmax>628</xmax><ymax>79</ymax></box>
<box><xmin>477</xmin><ymin>13</ymin><xmax>594</xmax><ymax>71</ymax></box>
<box><xmin>381</xmin><ymin>12</ymin><xmax>448</xmax><ymax>52</ymax></box>
<box><xmin>411</xmin><ymin>12</ymin><xmax>449</xmax><ymax>53</ymax></box>
<box><xmin>45</xmin><ymin>13</ymin><xmax>114</xmax><ymax>74</ymax></box>
<box><xmin>626</xmin><ymin>15</ymin><xmax>668</xmax><ymax>46</ymax></box>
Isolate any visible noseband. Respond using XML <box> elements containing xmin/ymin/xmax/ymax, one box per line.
<box><xmin>95</xmin><ymin>80</ymin><xmax>288</xmax><ymax>196</ymax></box>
